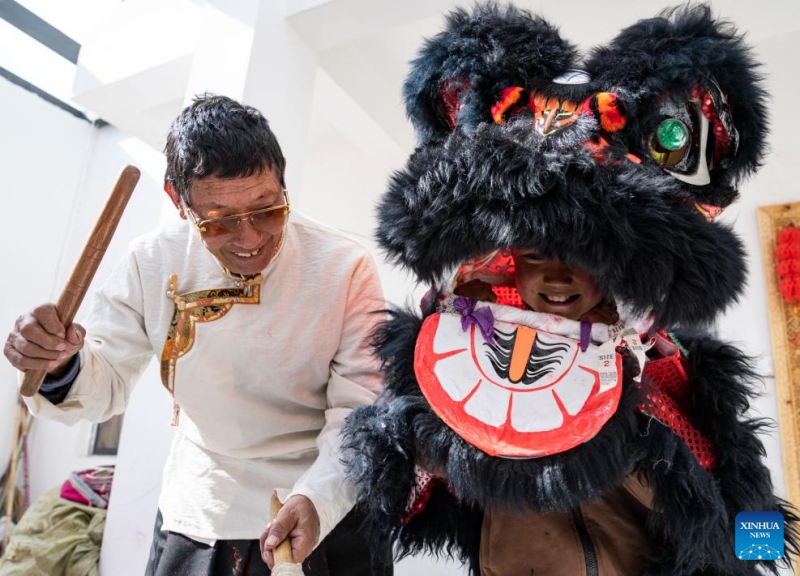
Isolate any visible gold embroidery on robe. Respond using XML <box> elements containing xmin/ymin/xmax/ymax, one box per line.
<box><xmin>160</xmin><ymin>274</ymin><xmax>261</xmax><ymax>425</ymax></box>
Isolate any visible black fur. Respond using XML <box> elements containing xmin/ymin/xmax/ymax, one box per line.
<box><xmin>403</xmin><ymin>2</ymin><xmax>578</xmax><ymax>144</ymax></box>
<box><xmin>378</xmin><ymin>121</ymin><xmax>747</xmax><ymax>328</ymax></box>
<box><xmin>586</xmin><ymin>5</ymin><xmax>768</xmax><ymax>190</ymax></box>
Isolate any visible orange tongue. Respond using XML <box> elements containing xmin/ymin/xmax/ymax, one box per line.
<box><xmin>509</xmin><ymin>326</ymin><xmax>537</xmax><ymax>383</ymax></box>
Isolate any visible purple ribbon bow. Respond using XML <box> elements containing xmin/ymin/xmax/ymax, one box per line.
<box><xmin>453</xmin><ymin>297</ymin><xmax>496</xmax><ymax>344</ymax></box>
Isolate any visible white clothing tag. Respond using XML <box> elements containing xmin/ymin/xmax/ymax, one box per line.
<box><xmin>607</xmin><ymin>323</ymin><xmax>653</xmax><ymax>382</ymax></box>
<box><xmin>597</xmin><ymin>339</ymin><xmax>620</xmax><ymax>393</ymax></box>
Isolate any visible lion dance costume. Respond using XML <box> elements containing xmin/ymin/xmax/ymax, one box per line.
<box><xmin>342</xmin><ymin>4</ymin><xmax>798</xmax><ymax>575</ymax></box>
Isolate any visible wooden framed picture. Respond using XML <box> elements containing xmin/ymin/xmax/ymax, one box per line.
<box><xmin>89</xmin><ymin>413</ymin><xmax>124</xmax><ymax>456</ymax></box>
<box><xmin>758</xmin><ymin>202</ymin><xmax>800</xmax><ymax>506</ymax></box>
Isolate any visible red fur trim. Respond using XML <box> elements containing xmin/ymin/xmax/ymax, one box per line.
<box><xmin>491</xmin><ymin>87</ymin><xmax>525</xmax><ymax>124</ymax></box>
<box><xmin>595</xmin><ymin>92</ymin><xmax>627</xmax><ymax>132</ymax></box>
<box><xmin>439</xmin><ymin>78</ymin><xmax>470</xmax><ymax>129</ymax></box>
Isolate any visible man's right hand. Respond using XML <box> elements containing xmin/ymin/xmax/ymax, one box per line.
<box><xmin>4</xmin><ymin>304</ymin><xmax>85</xmax><ymax>377</ymax></box>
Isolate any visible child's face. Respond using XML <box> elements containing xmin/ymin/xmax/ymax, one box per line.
<box><xmin>511</xmin><ymin>248</ymin><xmax>604</xmax><ymax>321</ymax></box>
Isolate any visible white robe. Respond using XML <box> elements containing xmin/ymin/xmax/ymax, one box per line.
<box><xmin>23</xmin><ymin>211</ymin><xmax>385</xmax><ymax>543</ymax></box>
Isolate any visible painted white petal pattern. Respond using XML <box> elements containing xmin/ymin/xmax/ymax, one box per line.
<box><xmin>464</xmin><ymin>381</ymin><xmax>511</xmax><ymax>427</ymax></box>
<box><xmin>432</xmin><ymin>316</ymin><xmax>476</xmax><ymax>401</ymax></box>
<box><xmin>510</xmin><ymin>389</ymin><xmax>563</xmax><ymax>432</ymax></box>
<box><xmin>434</xmin><ymin>355</ymin><xmax>480</xmax><ymax>402</ymax></box>
<box><xmin>553</xmin><ymin>368</ymin><xmax>595</xmax><ymax>416</ymax></box>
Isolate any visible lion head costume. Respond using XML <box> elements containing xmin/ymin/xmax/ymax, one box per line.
<box><xmin>342</xmin><ymin>4</ymin><xmax>797</xmax><ymax>575</ymax></box>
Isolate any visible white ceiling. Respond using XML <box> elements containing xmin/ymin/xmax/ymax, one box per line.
<box><xmin>299</xmin><ymin>0</ymin><xmax>800</xmax><ymax>153</ymax></box>
<box><xmin>8</xmin><ymin>0</ymin><xmax>800</xmax><ymax>160</ymax></box>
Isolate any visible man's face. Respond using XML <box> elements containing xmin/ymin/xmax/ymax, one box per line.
<box><xmin>511</xmin><ymin>248</ymin><xmax>603</xmax><ymax>321</ymax></box>
<box><xmin>184</xmin><ymin>170</ymin><xmax>287</xmax><ymax>276</ymax></box>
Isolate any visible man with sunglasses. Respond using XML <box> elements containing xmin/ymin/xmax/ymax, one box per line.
<box><xmin>4</xmin><ymin>94</ymin><xmax>390</xmax><ymax>575</ymax></box>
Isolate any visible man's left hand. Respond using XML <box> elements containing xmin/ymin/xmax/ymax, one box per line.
<box><xmin>259</xmin><ymin>495</ymin><xmax>320</xmax><ymax>568</ymax></box>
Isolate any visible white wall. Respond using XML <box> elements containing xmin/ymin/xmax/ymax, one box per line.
<box><xmin>716</xmin><ymin>29</ymin><xmax>800</xmax><ymax>504</ymax></box>
<box><xmin>0</xmin><ymin>77</ymin><xmax>107</xmax><ymax>498</ymax></box>
<box><xmin>0</xmin><ymin>72</ymin><xmax>166</xmax><ymax>528</ymax></box>
<box><xmin>0</xmin><ymin>79</ymin><xmax>91</xmax><ymax>482</ymax></box>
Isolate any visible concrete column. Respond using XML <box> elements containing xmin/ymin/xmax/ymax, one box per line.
<box><xmin>185</xmin><ymin>0</ymin><xmax>319</xmax><ymax>194</ymax></box>
<box><xmin>182</xmin><ymin>0</ymin><xmax>260</xmax><ymax>102</ymax></box>
<box><xmin>244</xmin><ymin>1</ymin><xmax>318</xmax><ymax>193</ymax></box>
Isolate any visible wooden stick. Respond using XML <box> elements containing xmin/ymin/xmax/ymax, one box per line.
<box><xmin>270</xmin><ymin>491</ymin><xmax>295</xmax><ymax>566</ymax></box>
<box><xmin>3</xmin><ymin>402</ymin><xmax>24</xmax><ymax>549</ymax></box>
<box><xmin>20</xmin><ymin>165</ymin><xmax>140</xmax><ymax>397</ymax></box>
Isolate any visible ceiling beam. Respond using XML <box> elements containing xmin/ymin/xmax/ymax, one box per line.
<box><xmin>0</xmin><ymin>0</ymin><xmax>80</xmax><ymax>63</ymax></box>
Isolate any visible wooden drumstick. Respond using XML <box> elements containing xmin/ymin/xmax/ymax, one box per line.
<box><xmin>19</xmin><ymin>165</ymin><xmax>140</xmax><ymax>397</ymax></box>
<box><xmin>270</xmin><ymin>491</ymin><xmax>297</xmax><ymax>567</ymax></box>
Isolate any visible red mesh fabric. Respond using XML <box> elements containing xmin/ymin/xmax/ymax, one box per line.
<box><xmin>491</xmin><ymin>285</ymin><xmax>526</xmax><ymax>309</ymax></box>
<box><xmin>402</xmin><ymin>466</ymin><xmax>444</xmax><ymax>526</ymax></box>
<box><xmin>643</xmin><ymin>348</ymin><xmax>691</xmax><ymax>410</ymax></box>
<box><xmin>641</xmin><ymin>350</ymin><xmax>718</xmax><ymax>473</ymax></box>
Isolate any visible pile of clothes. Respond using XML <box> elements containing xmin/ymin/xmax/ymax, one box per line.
<box><xmin>0</xmin><ymin>465</ymin><xmax>114</xmax><ymax>576</ymax></box>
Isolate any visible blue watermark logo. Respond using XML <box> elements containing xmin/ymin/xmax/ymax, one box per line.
<box><xmin>735</xmin><ymin>511</ymin><xmax>784</xmax><ymax>561</ymax></box>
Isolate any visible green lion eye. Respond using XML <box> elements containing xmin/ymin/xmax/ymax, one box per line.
<box><xmin>657</xmin><ymin>118</ymin><xmax>689</xmax><ymax>151</ymax></box>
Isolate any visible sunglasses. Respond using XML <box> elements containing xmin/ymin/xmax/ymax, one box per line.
<box><xmin>186</xmin><ymin>189</ymin><xmax>290</xmax><ymax>238</ymax></box>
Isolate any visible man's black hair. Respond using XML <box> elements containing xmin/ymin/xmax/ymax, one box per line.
<box><xmin>164</xmin><ymin>93</ymin><xmax>285</xmax><ymax>204</ymax></box>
